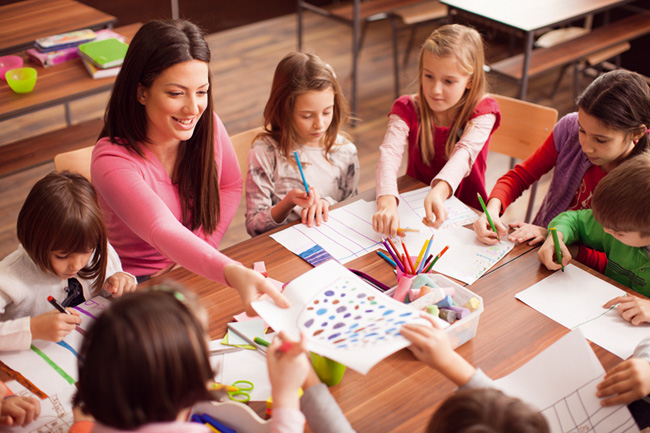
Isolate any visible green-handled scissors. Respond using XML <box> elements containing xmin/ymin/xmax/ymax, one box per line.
<box><xmin>228</xmin><ymin>380</ymin><xmax>254</xmax><ymax>402</ymax></box>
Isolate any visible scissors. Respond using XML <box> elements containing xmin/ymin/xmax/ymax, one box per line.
<box><xmin>228</xmin><ymin>380</ymin><xmax>254</xmax><ymax>402</ymax></box>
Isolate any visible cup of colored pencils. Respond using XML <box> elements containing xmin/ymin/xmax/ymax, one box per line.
<box><xmin>379</xmin><ymin>236</ymin><xmax>448</xmax><ymax>278</ymax></box>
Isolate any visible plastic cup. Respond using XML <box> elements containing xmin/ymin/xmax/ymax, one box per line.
<box><xmin>0</xmin><ymin>55</ymin><xmax>23</xmax><ymax>81</ymax></box>
<box><xmin>5</xmin><ymin>67</ymin><xmax>37</xmax><ymax>93</ymax></box>
<box><xmin>309</xmin><ymin>352</ymin><xmax>346</xmax><ymax>386</ymax></box>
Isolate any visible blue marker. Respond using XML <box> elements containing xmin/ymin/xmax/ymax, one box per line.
<box><xmin>199</xmin><ymin>413</ymin><xmax>237</xmax><ymax>433</ymax></box>
<box><xmin>294</xmin><ymin>151</ymin><xmax>310</xmax><ymax>194</ymax></box>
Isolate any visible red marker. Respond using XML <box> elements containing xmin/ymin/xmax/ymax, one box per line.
<box><xmin>47</xmin><ymin>296</ymin><xmax>70</xmax><ymax>315</ymax></box>
<box><xmin>278</xmin><ymin>341</ymin><xmax>293</xmax><ymax>353</ymax></box>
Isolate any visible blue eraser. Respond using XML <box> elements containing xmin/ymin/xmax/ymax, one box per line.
<box><xmin>435</xmin><ymin>294</ymin><xmax>453</xmax><ymax>309</ymax></box>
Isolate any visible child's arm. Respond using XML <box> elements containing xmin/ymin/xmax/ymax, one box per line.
<box><xmin>267</xmin><ymin>332</ymin><xmax>310</xmax><ymax>412</ymax></box>
<box><xmin>400</xmin><ymin>313</ymin><xmax>476</xmax><ymax>386</ymax></box>
<box><xmin>374</xmin><ymin>114</ymin><xmax>410</xmax><ymax>238</ymax></box>
<box><xmin>537</xmin><ymin>228</ymin><xmax>572</xmax><ymax>271</ymax></box>
<box><xmin>30</xmin><ymin>309</ymin><xmax>82</xmax><ymax>342</ymax></box>
<box><xmin>597</xmin><ymin>357</ymin><xmax>650</xmax><ymax>406</ymax></box>
<box><xmin>603</xmin><ymin>295</ymin><xmax>650</xmax><ymax>326</ymax></box>
<box><xmin>0</xmin><ymin>386</ymin><xmax>41</xmax><ymax>427</ymax></box>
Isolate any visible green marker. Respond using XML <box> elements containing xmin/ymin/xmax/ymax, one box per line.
<box><xmin>477</xmin><ymin>193</ymin><xmax>500</xmax><ymax>242</ymax></box>
<box><xmin>253</xmin><ymin>336</ymin><xmax>270</xmax><ymax>347</ymax></box>
<box><xmin>550</xmin><ymin>227</ymin><xmax>564</xmax><ymax>272</ymax></box>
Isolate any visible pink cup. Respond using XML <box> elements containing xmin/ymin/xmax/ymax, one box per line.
<box><xmin>0</xmin><ymin>55</ymin><xmax>23</xmax><ymax>81</ymax></box>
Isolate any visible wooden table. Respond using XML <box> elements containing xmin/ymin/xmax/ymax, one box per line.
<box><xmin>440</xmin><ymin>0</ymin><xmax>632</xmax><ymax>100</ymax></box>
<box><xmin>0</xmin><ymin>23</ymin><xmax>140</xmax><ymax>125</ymax></box>
<box><xmin>0</xmin><ymin>0</ymin><xmax>116</xmax><ymax>56</ymax></box>
<box><xmin>139</xmin><ymin>176</ymin><xmax>627</xmax><ymax>432</ymax></box>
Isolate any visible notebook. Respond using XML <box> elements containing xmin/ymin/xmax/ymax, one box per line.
<box><xmin>78</xmin><ymin>38</ymin><xmax>128</xmax><ymax>69</ymax></box>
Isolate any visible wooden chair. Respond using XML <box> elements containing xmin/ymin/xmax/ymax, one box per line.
<box><xmin>53</xmin><ymin>145</ymin><xmax>94</xmax><ymax>180</ymax></box>
<box><xmin>297</xmin><ymin>0</ymin><xmax>428</xmax><ymax>116</ymax></box>
<box><xmin>488</xmin><ymin>94</ymin><xmax>558</xmax><ymax>223</ymax></box>
<box><xmin>229</xmin><ymin>126</ymin><xmax>264</xmax><ymax>196</ymax></box>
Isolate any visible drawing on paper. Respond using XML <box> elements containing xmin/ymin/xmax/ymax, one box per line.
<box><xmin>539</xmin><ymin>376</ymin><xmax>638</xmax><ymax>433</ymax></box>
<box><xmin>298</xmin><ymin>244</ymin><xmax>335</xmax><ymax>266</ymax></box>
<box><xmin>298</xmin><ymin>276</ymin><xmax>417</xmax><ymax>350</ymax></box>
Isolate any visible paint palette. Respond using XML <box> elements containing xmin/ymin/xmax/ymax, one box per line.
<box><xmin>299</xmin><ymin>276</ymin><xmax>418</xmax><ymax>350</ymax></box>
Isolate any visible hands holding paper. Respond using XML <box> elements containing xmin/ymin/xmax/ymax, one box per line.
<box><xmin>597</xmin><ymin>357</ymin><xmax>650</xmax><ymax>406</ymax></box>
<box><xmin>401</xmin><ymin>312</ymin><xmax>476</xmax><ymax>387</ymax></box>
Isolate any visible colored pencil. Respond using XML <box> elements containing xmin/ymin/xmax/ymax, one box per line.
<box><xmin>386</xmin><ymin>237</ymin><xmax>407</xmax><ymax>272</ymax></box>
<box><xmin>419</xmin><ymin>254</ymin><xmax>434</xmax><ymax>273</ymax></box>
<box><xmin>477</xmin><ymin>192</ymin><xmax>500</xmax><ymax>242</ymax></box>
<box><xmin>425</xmin><ymin>245</ymin><xmax>449</xmax><ymax>273</ymax></box>
<box><xmin>376</xmin><ymin>249</ymin><xmax>397</xmax><ymax>268</ymax></box>
<box><xmin>401</xmin><ymin>239</ymin><xmax>416</xmax><ymax>274</ymax></box>
<box><xmin>417</xmin><ymin>235</ymin><xmax>435</xmax><ymax>273</ymax></box>
<box><xmin>294</xmin><ymin>151</ymin><xmax>309</xmax><ymax>194</ymax></box>
<box><xmin>550</xmin><ymin>227</ymin><xmax>564</xmax><ymax>272</ymax></box>
<box><xmin>413</xmin><ymin>239</ymin><xmax>429</xmax><ymax>271</ymax></box>
<box><xmin>381</xmin><ymin>238</ymin><xmax>404</xmax><ymax>272</ymax></box>
<box><xmin>397</xmin><ymin>227</ymin><xmax>419</xmax><ymax>234</ymax></box>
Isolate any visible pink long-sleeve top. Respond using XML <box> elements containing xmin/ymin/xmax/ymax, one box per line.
<box><xmin>91</xmin><ymin>112</ymin><xmax>242</xmax><ymax>284</ymax></box>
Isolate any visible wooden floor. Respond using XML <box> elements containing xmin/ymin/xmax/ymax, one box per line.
<box><xmin>0</xmin><ymin>12</ymin><xmax>600</xmax><ymax>260</ymax></box>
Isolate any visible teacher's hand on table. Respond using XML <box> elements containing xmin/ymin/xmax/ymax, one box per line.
<box><xmin>224</xmin><ymin>263</ymin><xmax>290</xmax><ymax>315</ymax></box>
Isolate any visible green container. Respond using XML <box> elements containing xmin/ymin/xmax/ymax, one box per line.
<box><xmin>309</xmin><ymin>352</ymin><xmax>346</xmax><ymax>386</ymax></box>
<box><xmin>5</xmin><ymin>67</ymin><xmax>37</xmax><ymax>93</ymax></box>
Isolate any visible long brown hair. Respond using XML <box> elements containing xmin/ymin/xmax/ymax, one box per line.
<box><xmin>100</xmin><ymin>19</ymin><xmax>220</xmax><ymax>233</ymax></box>
<box><xmin>76</xmin><ymin>287</ymin><xmax>213</xmax><ymax>429</ymax></box>
<box><xmin>417</xmin><ymin>24</ymin><xmax>487</xmax><ymax>164</ymax></box>
<box><xmin>258</xmin><ymin>51</ymin><xmax>349</xmax><ymax>163</ymax></box>
<box><xmin>17</xmin><ymin>171</ymin><xmax>108</xmax><ymax>293</ymax></box>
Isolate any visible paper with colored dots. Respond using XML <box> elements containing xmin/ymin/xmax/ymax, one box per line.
<box><xmin>252</xmin><ymin>260</ymin><xmax>429</xmax><ymax>374</ymax></box>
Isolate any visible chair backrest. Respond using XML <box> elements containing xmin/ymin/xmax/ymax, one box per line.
<box><xmin>53</xmin><ymin>145</ymin><xmax>94</xmax><ymax>181</ymax></box>
<box><xmin>229</xmin><ymin>126</ymin><xmax>265</xmax><ymax>195</ymax></box>
<box><xmin>488</xmin><ymin>94</ymin><xmax>558</xmax><ymax>161</ymax></box>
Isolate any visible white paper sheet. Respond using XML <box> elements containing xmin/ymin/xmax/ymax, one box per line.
<box><xmin>251</xmin><ymin>261</ymin><xmax>429</xmax><ymax>374</ymax></box>
<box><xmin>495</xmin><ymin>329</ymin><xmax>638</xmax><ymax>433</ymax></box>
<box><xmin>515</xmin><ymin>264</ymin><xmax>650</xmax><ymax>359</ymax></box>
<box><xmin>0</xmin><ymin>296</ymin><xmax>111</xmax><ymax>433</ymax></box>
<box><xmin>270</xmin><ymin>187</ymin><xmax>479</xmax><ymax>265</ymax></box>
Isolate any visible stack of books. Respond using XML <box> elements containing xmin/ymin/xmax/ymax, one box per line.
<box><xmin>78</xmin><ymin>37</ymin><xmax>129</xmax><ymax>79</ymax></box>
<box><xmin>26</xmin><ymin>28</ymin><xmax>127</xmax><ymax>70</ymax></box>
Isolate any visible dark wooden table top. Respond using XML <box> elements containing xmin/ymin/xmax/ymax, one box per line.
<box><xmin>139</xmin><ymin>175</ymin><xmax>631</xmax><ymax>432</ymax></box>
<box><xmin>0</xmin><ymin>0</ymin><xmax>116</xmax><ymax>56</ymax></box>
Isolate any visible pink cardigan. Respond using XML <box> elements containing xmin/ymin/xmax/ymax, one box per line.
<box><xmin>91</xmin><ymin>112</ymin><xmax>241</xmax><ymax>284</ymax></box>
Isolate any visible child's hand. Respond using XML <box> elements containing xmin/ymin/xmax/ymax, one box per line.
<box><xmin>507</xmin><ymin>222</ymin><xmax>547</xmax><ymax>246</ymax></box>
<box><xmin>373</xmin><ymin>195</ymin><xmax>401</xmax><ymax>238</ymax></box>
<box><xmin>537</xmin><ymin>231</ymin><xmax>571</xmax><ymax>270</ymax></box>
<box><xmin>267</xmin><ymin>331</ymin><xmax>310</xmax><ymax>410</ymax></box>
<box><xmin>0</xmin><ymin>394</ymin><xmax>41</xmax><ymax>427</ymax></box>
<box><xmin>422</xmin><ymin>182</ymin><xmax>451</xmax><ymax>229</ymax></box>
<box><xmin>104</xmin><ymin>272</ymin><xmax>137</xmax><ymax>297</ymax></box>
<box><xmin>301</xmin><ymin>197</ymin><xmax>330</xmax><ymax>227</ymax></box>
<box><xmin>603</xmin><ymin>295</ymin><xmax>650</xmax><ymax>325</ymax></box>
<box><xmin>473</xmin><ymin>205</ymin><xmax>508</xmax><ymax>245</ymax></box>
<box><xmin>597</xmin><ymin>358</ymin><xmax>650</xmax><ymax>406</ymax></box>
<box><xmin>30</xmin><ymin>309</ymin><xmax>81</xmax><ymax>342</ymax></box>
<box><xmin>289</xmin><ymin>187</ymin><xmax>318</xmax><ymax>209</ymax></box>
<box><xmin>400</xmin><ymin>313</ymin><xmax>475</xmax><ymax>386</ymax></box>
<box><xmin>224</xmin><ymin>264</ymin><xmax>290</xmax><ymax>316</ymax></box>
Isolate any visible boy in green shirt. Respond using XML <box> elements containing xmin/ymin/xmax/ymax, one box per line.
<box><xmin>538</xmin><ymin>153</ymin><xmax>650</xmax><ymax>325</ymax></box>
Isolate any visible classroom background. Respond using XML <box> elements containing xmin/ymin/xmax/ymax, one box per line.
<box><xmin>0</xmin><ymin>0</ymin><xmax>649</xmax><ymax>260</ymax></box>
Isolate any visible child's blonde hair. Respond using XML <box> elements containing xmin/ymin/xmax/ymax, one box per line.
<box><xmin>417</xmin><ymin>24</ymin><xmax>487</xmax><ymax>164</ymax></box>
<box><xmin>16</xmin><ymin>171</ymin><xmax>108</xmax><ymax>293</ymax></box>
<box><xmin>259</xmin><ymin>52</ymin><xmax>349</xmax><ymax>163</ymax></box>
<box><xmin>592</xmin><ymin>152</ymin><xmax>650</xmax><ymax>237</ymax></box>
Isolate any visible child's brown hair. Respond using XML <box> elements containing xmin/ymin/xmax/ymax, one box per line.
<box><xmin>417</xmin><ymin>24</ymin><xmax>487</xmax><ymax>164</ymax></box>
<box><xmin>592</xmin><ymin>152</ymin><xmax>650</xmax><ymax>237</ymax></box>
<box><xmin>76</xmin><ymin>286</ymin><xmax>213</xmax><ymax>429</ymax></box>
<box><xmin>16</xmin><ymin>171</ymin><xmax>108</xmax><ymax>293</ymax></box>
<box><xmin>427</xmin><ymin>388</ymin><xmax>549</xmax><ymax>433</ymax></box>
<box><xmin>259</xmin><ymin>51</ymin><xmax>349</xmax><ymax>163</ymax></box>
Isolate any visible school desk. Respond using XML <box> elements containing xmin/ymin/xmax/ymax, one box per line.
<box><xmin>138</xmin><ymin>175</ymin><xmax>634</xmax><ymax>432</ymax></box>
<box><xmin>0</xmin><ymin>0</ymin><xmax>116</xmax><ymax>56</ymax></box>
<box><xmin>0</xmin><ymin>23</ymin><xmax>140</xmax><ymax>125</ymax></box>
<box><xmin>440</xmin><ymin>0</ymin><xmax>635</xmax><ymax>100</ymax></box>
